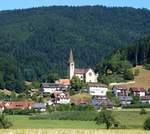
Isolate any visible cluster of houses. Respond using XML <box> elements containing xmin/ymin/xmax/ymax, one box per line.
<box><xmin>0</xmin><ymin>50</ymin><xmax>150</xmax><ymax>113</ymax></box>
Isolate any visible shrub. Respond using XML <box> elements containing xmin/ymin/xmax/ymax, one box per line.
<box><xmin>122</xmin><ymin>104</ymin><xmax>150</xmax><ymax>108</ymax></box>
<box><xmin>134</xmin><ymin>69</ymin><xmax>140</xmax><ymax>76</ymax></box>
<box><xmin>144</xmin><ymin>64</ymin><xmax>150</xmax><ymax>70</ymax></box>
<box><xmin>124</xmin><ymin>69</ymin><xmax>134</xmax><ymax>80</ymax></box>
<box><xmin>140</xmin><ymin>108</ymin><xmax>147</xmax><ymax>115</ymax></box>
<box><xmin>144</xmin><ymin>117</ymin><xmax>150</xmax><ymax>130</ymax></box>
<box><xmin>3</xmin><ymin>109</ymin><xmax>36</xmax><ymax>115</ymax></box>
<box><xmin>0</xmin><ymin>114</ymin><xmax>12</xmax><ymax>129</ymax></box>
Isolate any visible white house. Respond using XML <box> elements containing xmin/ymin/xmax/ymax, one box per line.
<box><xmin>140</xmin><ymin>96</ymin><xmax>150</xmax><ymax>104</ymax></box>
<box><xmin>53</xmin><ymin>91</ymin><xmax>70</xmax><ymax>104</ymax></box>
<box><xmin>112</xmin><ymin>85</ymin><xmax>128</xmax><ymax>97</ymax></box>
<box><xmin>129</xmin><ymin>87</ymin><xmax>145</xmax><ymax>97</ymax></box>
<box><xmin>68</xmin><ymin>50</ymin><xmax>98</xmax><ymax>83</ymax></box>
<box><xmin>88</xmin><ymin>83</ymin><xmax>108</xmax><ymax>96</ymax></box>
<box><xmin>40</xmin><ymin>83</ymin><xmax>66</xmax><ymax>94</ymax></box>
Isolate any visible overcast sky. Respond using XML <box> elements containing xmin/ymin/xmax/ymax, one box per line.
<box><xmin>0</xmin><ymin>0</ymin><xmax>150</xmax><ymax>11</ymax></box>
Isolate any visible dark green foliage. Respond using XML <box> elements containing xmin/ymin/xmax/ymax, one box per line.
<box><xmin>0</xmin><ymin>114</ymin><xmax>12</xmax><ymax>129</ymax></box>
<box><xmin>144</xmin><ymin>117</ymin><xmax>150</xmax><ymax>130</ymax></box>
<box><xmin>140</xmin><ymin>108</ymin><xmax>147</xmax><ymax>115</ymax></box>
<box><xmin>95</xmin><ymin>109</ymin><xmax>118</xmax><ymax>129</ymax></box>
<box><xmin>3</xmin><ymin>109</ymin><xmax>36</xmax><ymax>115</ymax></box>
<box><xmin>144</xmin><ymin>64</ymin><xmax>150</xmax><ymax>70</ymax></box>
<box><xmin>71</xmin><ymin>76</ymin><xmax>86</xmax><ymax>91</ymax></box>
<box><xmin>132</xmin><ymin>96</ymin><xmax>140</xmax><ymax>104</ymax></box>
<box><xmin>0</xmin><ymin>6</ymin><xmax>150</xmax><ymax>90</ymax></box>
<box><xmin>122</xmin><ymin>104</ymin><xmax>150</xmax><ymax>108</ymax></box>
<box><xmin>29</xmin><ymin>111</ymin><xmax>97</xmax><ymax>121</ymax></box>
<box><xmin>124</xmin><ymin>69</ymin><xmax>134</xmax><ymax>80</ymax></box>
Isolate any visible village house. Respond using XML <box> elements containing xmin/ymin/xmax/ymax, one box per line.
<box><xmin>55</xmin><ymin>79</ymin><xmax>70</xmax><ymax>89</ymax></box>
<box><xmin>118</xmin><ymin>96</ymin><xmax>133</xmax><ymax>106</ymax></box>
<box><xmin>140</xmin><ymin>96</ymin><xmax>150</xmax><ymax>104</ymax></box>
<box><xmin>30</xmin><ymin>88</ymin><xmax>39</xmax><ymax>96</ymax></box>
<box><xmin>129</xmin><ymin>87</ymin><xmax>145</xmax><ymax>97</ymax></box>
<box><xmin>40</xmin><ymin>83</ymin><xmax>66</xmax><ymax>94</ymax></box>
<box><xmin>112</xmin><ymin>85</ymin><xmax>128</xmax><ymax>97</ymax></box>
<box><xmin>71</xmin><ymin>98</ymin><xmax>90</xmax><ymax>105</ymax></box>
<box><xmin>3</xmin><ymin>101</ymin><xmax>32</xmax><ymax>109</ymax></box>
<box><xmin>53</xmin><ymin>91</ymin><xmax>70</xmax><ymax>104</ymax></box>
<box><xmin>92</xmin><ymin>96</ymin><xmax>113</xmax><ymax>109</ymax></box>
<box><xmin>68</xmin><ymin>50</ymin><xmax>98</xmax><ymax>83</ymax></box>
<box><xmin>88</xmin><ymin>83</ymin><xmax>108</xmax><ymax>96</ymax></box>
<box><xmin>32</xmin><ymin>103</ymin><xmax>46</xmax><ymax>111</ymax></box>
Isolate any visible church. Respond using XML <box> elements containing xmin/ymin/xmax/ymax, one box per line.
<box><xmin>68</xmin><ymin>50</ymin><xmax>98</xmax><ymax>83</ymax></box>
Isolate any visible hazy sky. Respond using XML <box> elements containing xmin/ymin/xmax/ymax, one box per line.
<box><xmin>0</xmin><ymin>0</ymin><xmax>150</xmax><ymax>11</ymax></box>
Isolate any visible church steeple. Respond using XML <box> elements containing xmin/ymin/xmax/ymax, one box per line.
<box><xmin>69</xmin><ymin>49</ymin><xmax>74</xmax><ymax>63</ymax></box>
<box><xmin>68</xmin><ymin>49</ymin><xmax>75</xmax><ymax>80</ymax></box>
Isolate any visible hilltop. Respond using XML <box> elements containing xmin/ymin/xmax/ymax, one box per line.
<box><xmin>1</xmin><ymin>6</ymin><xmax>150</xmax><ymax>92</ymax></box>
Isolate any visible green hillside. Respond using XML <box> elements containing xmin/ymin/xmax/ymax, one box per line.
<box><xmin>0</xmin><ymin>6</ymin><xmax>150</xmax><ymax>91</ymax></box>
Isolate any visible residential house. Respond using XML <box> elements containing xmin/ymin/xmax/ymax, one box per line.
<box><xmin>92</xmin><ymin>96</ymin><xmax>113</xmax><ymax>109</ymax></box>
<box><xmin>112</xmin><ymin>85</ymin><xmax>128</xmax><ymax>97</ymax></box>
<box><xmin>129</xmin><ymin>87</ymin><xmax>145</xmax><ymax>97</ymax></box>
<box><xmin>40</xmin><ymin>83</ymin><xmax>66</xmax><ymax>94</ymax></box>
<box><xmin>71</xmin><ymin>99</ymin><xmax>90</xmax><ymax>105</ymax></box>
<box><xmin>118</xmin><ymin>96</ymin><xmax>133</xmax><ymax>106</ymax></box>
<box><xmin>55</xmin><ymin>79</ymin><xmax>70</xmax><ymax>89</ymax></box>
<box><xmin>3</xmin><ymin>101</ymin><xmax>32</xmax><ymax>109</ymax></box>
<box><xmin>32</xmin><ymin>103</ymin><xmax>46</xmax><ymax>111</ymax></box>
<box><xmin>88</xmin><ymin>83</ymin><xmax>108</xmax><ymax>96</ymax></box>
<box><xmin>53</xmin><ymin>91</ymin><xmax>70</xmax><ymax>104</ymax></box>
<box><xmin>140</xmin><ymin>96</ymin><xmax>150</xmax><ymax>104</ymax></box>
<box><xmin>30</xmin><ymin>89</ymin><xmax>39</xmax><ymax>96</ymax></box>
<box><xmin>68</xmin><ymin>50</ymin><xmax>98</xmax><ymax>83</ymax></box>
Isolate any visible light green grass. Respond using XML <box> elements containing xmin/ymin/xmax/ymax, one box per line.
<box><xmin>7</xmin><ymin>115</ymin><xmax>102</xmax><ymax>129</ymax></box>
<box><xmin>6</xmin><ymin>110</ymin><xmax>150</xmax><ymax>129</ymax></box>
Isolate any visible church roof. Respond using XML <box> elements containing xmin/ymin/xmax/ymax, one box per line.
<box><xmin>74</xmin><ymin>68</ymin><xmax>89</xmax><ymax>74</ymax></box>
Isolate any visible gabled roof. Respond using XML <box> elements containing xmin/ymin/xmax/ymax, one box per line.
<box><xmin>88</xmin><ymin>83</ymin><xmax>108</xmax><ymax>88</ymax></box>
<box><xmin>74</xmin><ymin>68</ymin><xmax>89</xmax><ymax>74</ymax></box>
<box><xmin>41</xmin><ymin>83</ymin><xmax>65</xmax><ymax>88</ymax></box>
<box><xmin>54</xmin><ymin>92</ymin><xmax>70</xmax><ymax>99</ymax></box>
<box><xmin>32</xmin><ymin>103</ymin><xmax>46</xmax><ymax>109</ymax></box>
<box><xmin>55</xmin><ymin>79</ymin><xmax>70</xmax><ymax>86</ymax></box>
<box><xmin>130</xmin><ymin>87</ymin><xmax>145</xmax><ymax>92</ymax></box>
<box><xmin>113</xmin><ymin>85</ymin><xmax>127</xmax><ymax>90</ymax></box>
<box><xmin>140</xmin><ymin>96</ymin><xmax>150</xmax><ymax>100</ymax></box>
<box><xmin>119</xmin><ymin>96</ymin><xmax>133</xmax><ymax>101</ymax></box>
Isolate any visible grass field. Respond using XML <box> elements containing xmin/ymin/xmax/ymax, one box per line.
<box><xmin>6</xmin><ymin>111</ymin><xmax>150</xmax><ymax>129</ymax></box>
<box><xmin>118</xmin><ymin>66</ymin><xmax>150</xmax><ymax>89</ymax></box>
<box><xmin>1</xmin><ymin>129</ymin><xmax>150</xmax><ymax>134</ymax></box>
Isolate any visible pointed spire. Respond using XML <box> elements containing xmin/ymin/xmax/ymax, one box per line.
<box><xmin>69</xmin><ymin>49</ymin><xmax>74</xmax><ymax>63</ymax></box>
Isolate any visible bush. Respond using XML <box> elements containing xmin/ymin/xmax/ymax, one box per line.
<box><xmin>3</xmin><ymin>109</ymin><xmax>36</xmax><ymax>115</ymax></box>
<box><xmin>139</xmin><ymin>108</ymin><xmax>147</xmax><ymax>115</ymax></box>
<box><xmin>122</xmin><ymin>104</ymin><xmax>150</xmax><ymax>108</ymax></box>
<box><xmin>29</xmin><ymin>111</ymin><xmax>98</xmax><ymax>121</ymax></box>
<box><xmin>134</xmin><ymin>69</ymin><xmax>140</xmax><ymax>76</ymax></box>
<box><xmin>144</xmin><ymin>64</ymin><xmax>150</xmax><ymax>70</ymax></box>
<box><xmin>124</xmin><ymin>69</ymin><xmax>134</xmax><ymax>80</ymax></box>
<box><xmin>0</xmin><ymin>114</ymin><xmax>12</xmax><ymax>129</ymax></box>
<box><xmin>144</xmin><ymin>117</ymin><xmax>150</xmax><ymax>130</ymax></box>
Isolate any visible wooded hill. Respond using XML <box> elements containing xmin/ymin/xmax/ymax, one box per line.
<box><xmin>0</xmin><ymin>6</ymin><xmax>150</xmax><ymax>91</ymax></box>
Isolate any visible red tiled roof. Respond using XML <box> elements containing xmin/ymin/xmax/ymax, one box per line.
<box><xmin>3</xmin><ymin>101</ymin><xmax>32</xmax><ymax>109</ymax></box>
<box><xmin>71</xmin><ymin>99</ymin><xmax>90</xmax><ymax>105</ymax></box>
<box><xmin>55</xmin><ymin>79</ymin><xmax>70</xmax><ymax>86</ymax></box>
<box><xmin>130</xmin><ymin>87</ymin><xmax>145</xmax><ymax>92</ymax></box>
<box><xmin>113</xmin><ymin>85</ymin><xmax>127</xmax><ymax>90</ymax></box>
<box><xmin>140</xmin><ymin>96</ymin><xmax>150</xmax><ymax>100</ymax></box>
<box><xmin>54</xmin><ymin>92</ymin><xmax>70</xmax><ymax>99</ymax></box>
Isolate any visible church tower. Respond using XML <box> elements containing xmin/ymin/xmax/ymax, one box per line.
<box><xmin>68</xmin><ymin>49</ymin><xmax>75</xmax><ymax>80</ymax></box>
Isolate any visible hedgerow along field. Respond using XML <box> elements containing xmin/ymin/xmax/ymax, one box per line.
<box><xmin>6</xmin><ymin>110</ymin><xmax>150</xmax><ymax>129</ymax></box>
<box><xmin>1</xmin><ymin>129</ymin><xmax>150</xmax><ymax>134</ymax></box>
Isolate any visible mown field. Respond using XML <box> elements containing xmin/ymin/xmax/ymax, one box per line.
<box><xmin>1</xmin><ymin>129</ymin><xmax>150</xmax><ymax>134</ymax></box>
<box><xmin>6</xmin><ymin>110</ymin><xmax>150</xmax><ymax>129</ymax></box>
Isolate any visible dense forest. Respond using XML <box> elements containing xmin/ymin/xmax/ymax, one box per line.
<box><xmin>0</xmin><ymin>6</ymin><xmax>150</xmax><ymax>92</ymax></box>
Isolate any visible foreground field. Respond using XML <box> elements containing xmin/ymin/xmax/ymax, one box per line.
<box><xmin>6</xmin><ymin>111</ymin><xmax>150</xmax><ymax>129</ymax></box>
<box><xmin>1</xmin><ymin>129</ymin><xmax>150</xmax><ymax>134</ymax></box>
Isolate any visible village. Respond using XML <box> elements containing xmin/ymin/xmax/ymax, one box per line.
<box><xmin>0</xmin><ymin>50</ymin><xmax>150</xmax><ymax>113</ymax></box>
